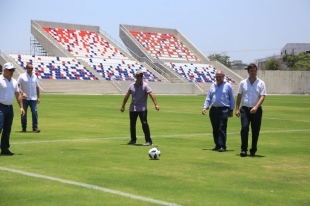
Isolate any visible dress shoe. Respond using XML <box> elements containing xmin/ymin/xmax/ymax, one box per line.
<box><xmin>33</xmin><ymin>128</ymin><xmax>41</xmax><ymax>133</ymax></box>
<box><xmin>22</xmin><ymin>128</ymin><xmax>26</xmax><ymax>132</ymax></box>
<box><xmin>250</xmin><ymin>152</ymin><xmax>255</xmax><ymax>156</ymax></box>
<box><xmin>127</xmin><ymin>140</ymin><xmax>136</xmax><ymax>145</ymax></box>
<box><xmin>240</xmin><ymin>151</ymin><xmax>247</xmax><ymax>157</ymax></box>
<box><xmin>1</xmin><ymin>150</ymin><xmax>14</xmax><ymax>155</ymax></box>
<box><xmin>218</xmin><ymin>147</ymin><xmax>226</xmax><ymax>152</ymax></box>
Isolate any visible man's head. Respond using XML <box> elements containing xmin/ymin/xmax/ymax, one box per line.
<box><xmin>135</xmin><ymin>70</ymin><xmax>143</xmax><ymax>84</ymax></box>
<box><xmin>247</xmin><ymin>63</ymin><xmax>258</xmax><ymax>78</ymax></box>
<box><xmin>215</xmin><ymin>70</ymin><xmax>224</xmax><ymax>85</ymax></box>
<box><xmin>26</xmin><ymin>63</ymin><xmax>33</xmax><ymax>75</ymax></box>
<box><xmin>2</xmin><ymin>62</ymin><xmax>16</xmax><ymax>80</ymax></box>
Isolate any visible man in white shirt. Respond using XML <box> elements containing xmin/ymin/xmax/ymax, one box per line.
<box><xmin>235</xmin><ymin>63</ymin><xmax>267</xmax><ymax>157</ymax></box>
<box><xmin>0</xmin><ymin>62</ymin><xmax>25</xmax><ymax>155</ymax></box>
<box><xmin>17</xmin><ymin>63</ymin><xmax>41</xmax><ymax>133</ymax></box>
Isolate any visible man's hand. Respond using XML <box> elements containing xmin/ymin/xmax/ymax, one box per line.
<box><xmin>20</xmin><ymin>108</ymin><xmax>25</xmax><ymax>116</ymax></box>
<box><xmin>235</xmin><ymin>109</ymin><xmax>240</xmax><ymax>117</ymax></box>
<box><xmin>250</xmin><ymin>106</ymin><xmax>258</xmax><ymax>114</ymax></box>
<box><xmin>202</xmin><ymin>108</ymin><xmax>207</xmax><ymax>115</ymax></box>
<box><xmin>155</xmin><ymin>104</ymin><xmax>159</xmax><ymax>111</ymax></box>
<box><xmin>22</xmin><ymin>93</ymin><xmax>28</xmax><ymax>99</ymax></box>
<box><xmin>120</xmin><ymin>106</ymin><xmax>125</xmax><ymax>113</ymax></box>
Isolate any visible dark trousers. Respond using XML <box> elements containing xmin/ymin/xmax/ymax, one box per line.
<box><xmin>21</xmin><ymin>99</ymin><xmax>38</xmax><ymax>130</ymax></box>
<box><xmin>130</xmin><ymin>110</ymin><xmax>152</xmax><ymax>143</ymax></box>
<box><xmin>209</xmin><ymin>107</ymin><xmax>229</xmax><ymax>149</ymax></box>
<box><xmin>240</xmin><ymin>106</ymin><xmax>263</xmax><ymax>153</ymax></box>
<box><xmin>0</xmin><ymin>105</ymin><xmax>14</xmax><ymax>151</ymax></box>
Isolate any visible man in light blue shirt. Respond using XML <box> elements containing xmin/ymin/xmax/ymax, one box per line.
<box><xmin>202</xmin><ymin>71</ymin><xmax>235</xmax><ymax>152</ymax></box>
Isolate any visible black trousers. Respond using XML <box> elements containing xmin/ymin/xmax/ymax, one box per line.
<box><xmin>240</xmin><ymin>106</ymin><xmax>263</xmax><ymax>153</ymax></box>
<box><xmin>209</xmin><ymin>107</ymin><xmax>229</xmax><ymax>149</ymax></box>
<box><xmin>129</xmin><ymin>110</ymin><xmax>152</xmax><ymax>143</ymax></box>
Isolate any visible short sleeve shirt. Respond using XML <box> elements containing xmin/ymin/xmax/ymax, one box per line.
<box><xmin>0</xmin><ymin>75</ymin><xmax>19</xmax><ymax>105</ymax></box>
<box><xmin>17</xmin><ymin>72</ymin><xmax>39</xmax><ymax>100</ymax></box>
<box><xmin>128</xmin><ymin>82</ymin><xmax>152</xmax><ymax>111</ymax></box>
<box><xmin>238</xmin><ymin>77</ymin><xmax>267</xmax><ymax>107</ymax></box>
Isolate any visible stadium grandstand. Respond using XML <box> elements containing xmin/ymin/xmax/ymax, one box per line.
<box><xmin>0</xmin><ymin>20</ymin><xmax>243</xmax><ymax>94</ymax></box>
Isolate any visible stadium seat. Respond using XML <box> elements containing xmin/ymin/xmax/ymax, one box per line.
<box><xmin>10</xmin><ymin>54</ymin><xmax>98</xmax><ymax>80</ymax></box>
<box><xmin>81</xmin><ymin>57</ymin><xmax>161</xmax><ymax>82</ymax></box>
<box><xmin>129</xmin><ymin>30</ymin><xmax>199</xmax><ymax>62</ymax></box>
<box><xmin>41</xmin><ymin>27</ymin><xmax>162</xmax><ymax>82</ymax></box>
<box><xmin>165</xmin><ymin>62</ymin><xmax>235</xmax><ymax>83</ymax></box>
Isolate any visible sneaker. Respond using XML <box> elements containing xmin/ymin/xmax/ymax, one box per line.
<box><xmin>240</xmin><ymin>151</ymin><xmax>247</xmax><ymax>157</ymax></box>
<box><xmin>33</xmin><ymin>128</ymin><xmax>41</xmax><ymax>133</ymax></box>
<box><xmin>127</xmin><ymin>140</ymin><xmax>136</xmax><ymax>145</ymax></box>
<box><xmin>143</xmin><ymin>142</ymin><xmax>153</xmax><ymax>146</ymax></box>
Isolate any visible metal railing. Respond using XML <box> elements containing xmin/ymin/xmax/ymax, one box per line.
<box><xmin>31</xmin><ymin>20</ymin><xmax>71</xmax><ymax>57</ymax></box>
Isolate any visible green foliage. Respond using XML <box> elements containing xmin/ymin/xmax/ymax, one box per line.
<box><xmin>263</xmin><ymin>58</ymin><xmax>283</xmax><ymax>70</ymax></box>
<box><xmin>1</xmin><ymin>94</ymin><xmax>310</xmax><ymax>205</ymax></box>
<box><xmin>208</xmin><ymin>52</ymin><xmax>231</xmax><ymax>68</ymax></box>
<box><xmin>283</xmin><ymin>54</ymin><xmax>298</xmax><ymax>68</ymax></box>
<box><xmin>283</xmin><ymin>52</ymin><xmax>310</xmax><ymax>70</ymax></box>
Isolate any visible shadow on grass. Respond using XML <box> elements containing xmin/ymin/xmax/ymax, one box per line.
<box><xmin>13</xmin><ymin>131</ymin><xmax>38</xmax><ymax>133</ymax></box>
<box><xmin>237</xmin><ymin>154</ymin><xmax>266</xmax><ymax>158</ymax></box>
<box><xmin>202</xmin><ymin>148</ymin><xmax>235</xmax><ymax>152</ymax></box>
<box><xmin>121</xmin><ymin>144</ymin><xmax>158</xmax><ymax>147</ymax></box>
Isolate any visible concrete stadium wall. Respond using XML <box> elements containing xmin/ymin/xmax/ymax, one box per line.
<box><xmin>234</xmin><ymin>70</ymin><xmax>310</xmax><ymax>94</ymax></box>
<box><xmin>119</xmin><ymin>82</ymin><xmax>205</xmax><ymax>95</ymax></box>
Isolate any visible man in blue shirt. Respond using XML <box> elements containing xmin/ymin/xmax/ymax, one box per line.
<box><xmin>202</xmin><ymin>70</ymin><xmax>235</xmax><ymax>152</ymax></box>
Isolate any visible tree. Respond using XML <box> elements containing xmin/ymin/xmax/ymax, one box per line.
<box><xmin>208</xmin><ymin>52</ymin><xmax>231</xmax><ymax>68</ymax></box>
<box><xmin>295</xmin><ymin>52</ymin><xmax>310</xmax><ymax>71</ymax></box>
<box><xmin>283</xmin><ymin>54</ymin><xmax>299</xmax><ymax>69</ymax></box>
<box><xmin>263</xmin><ymin>58</ymin><xmax>282</xmax><ymax>70</ymax></box>
<box><xmin>282</xmin><ymin>52</ymin><xmax>310</xmax><ymax>70</ymax></box>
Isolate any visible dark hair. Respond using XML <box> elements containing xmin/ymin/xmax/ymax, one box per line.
<box><xmin>247</xmin><ymin>63</ymin><xmax>257</xmax><ymax>72</ymax></box>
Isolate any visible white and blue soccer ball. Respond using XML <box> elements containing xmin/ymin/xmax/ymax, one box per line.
<box><xmin>148</xmin><ymin>147</ymin><xmax>161</xmax><ymax>160</ymax></box>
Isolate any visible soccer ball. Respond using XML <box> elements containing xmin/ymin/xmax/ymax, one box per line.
<box><xmin>148</xmin><ymin>147</ymin><xmax>161</xmax><ymax>160</ymax></box>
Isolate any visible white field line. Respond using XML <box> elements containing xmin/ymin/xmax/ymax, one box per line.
<box><xmin>0</xmin><ymin>166</ymin><xmax>181</xmax><ymax>206</ymax></box>
<box><xmin>11</xmin><ymin>129</ymin><xmax>310</xmax><ymax>145</ymax></box>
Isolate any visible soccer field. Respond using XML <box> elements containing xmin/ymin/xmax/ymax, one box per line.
<box><xmin>0</xmin><ymin>94</ymin><xmax>309</xmax><ymax>206</ymax></box>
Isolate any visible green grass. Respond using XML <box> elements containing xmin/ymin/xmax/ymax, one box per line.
<box><xmin>0</xmin><ymin>94</ymin><xmax>310</xmax><ymax>206</ymax></box>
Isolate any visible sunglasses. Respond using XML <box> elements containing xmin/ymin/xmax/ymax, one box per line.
<box><xmin>8</xmin><ymin>69</ymin><xmax>15</xmax><ymax>72</ymax></box>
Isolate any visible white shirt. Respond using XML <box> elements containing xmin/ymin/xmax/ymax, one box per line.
<box><xmin>17</xmin><ymin>72</ymin><xmax>39</xmax><ymax>100</ymax></box>
<box><xmin>0</xmin><ymin>75</ymin><xmax>19</xmax><ymax>105</ymax></box>
<box><xmin>238</xmin><ymin>77</ymin><xmax>267</xmax><ymax>107</ymax></box>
